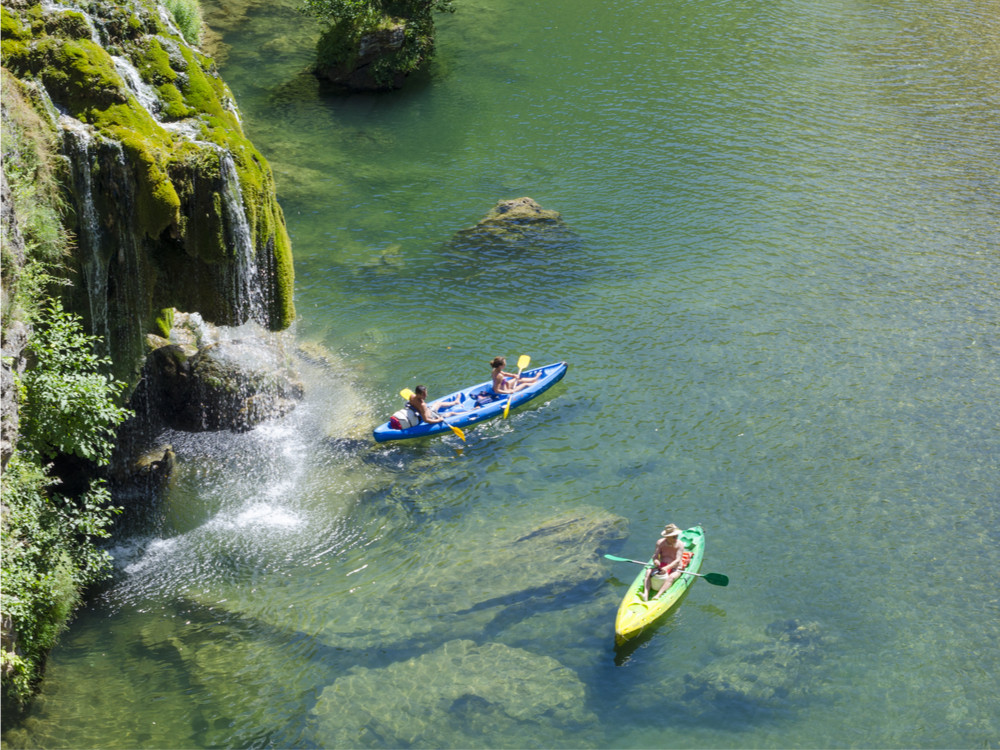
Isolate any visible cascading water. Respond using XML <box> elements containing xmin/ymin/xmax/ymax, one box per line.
<box><xmin>111</xmin><ymin>56</ymin><xmax>161</xmax><ymax>119</ymax></box>
<box><xmin>60</xmin><ymin>118</ymin><xmax>112</xmax><ymax>350</ymax></box>
<box><xmin>218</xmin><ymin>151</ymin><xmax>265</xmax><ymax>325</ymax></box>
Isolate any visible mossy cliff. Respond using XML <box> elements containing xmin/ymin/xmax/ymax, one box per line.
<box><xmin>1</xmin><ymin>0</ymin><xmax>294</xmax><ymax>383</ymax></box>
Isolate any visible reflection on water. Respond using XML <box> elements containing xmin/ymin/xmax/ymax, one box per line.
<box><xmin>5</xmin><ymin>0</ymin><xmax>1000</xmax><ymax>746</ymax></box>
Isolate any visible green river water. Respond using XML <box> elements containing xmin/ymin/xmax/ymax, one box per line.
<box><xmin>4</xmin><ymin>0</ymin><xmax>999</xmax><ymax>747</ymax></box>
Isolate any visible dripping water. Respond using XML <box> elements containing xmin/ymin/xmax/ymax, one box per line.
<box><xmin>60</xmin><ymin>118</ymin><xmax>111</xmax><ymax>349</ymax></box>
<box><xmin>218</xmin><ymin>151</ymin><xmax>265</xmax><ymax>325</ymax></box>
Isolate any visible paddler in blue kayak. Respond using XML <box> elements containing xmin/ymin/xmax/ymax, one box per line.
<box><xmin>390</xmin><ymin>385</ymin><xmax>460</xmax><ymax>429</ymax></box>
<box><xmin>490</xmin><ymin>356</ymin><xmax>539</xmax><ymax>394</ymax></box>
<box><xmin>641</xmin><ymin>524</ymin><xmax>691</xmax><ymax>601</ymax></box>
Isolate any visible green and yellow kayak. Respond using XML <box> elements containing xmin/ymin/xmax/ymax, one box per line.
<box><xmin>614</xmin><ymin>525</ymin><xmax>705</xmax><ymax>646</ymax></box>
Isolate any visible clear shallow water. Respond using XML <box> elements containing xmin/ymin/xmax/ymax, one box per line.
<box><xmin>4</xmin><ymin>0</ymin><xmax>999</xmax><ymax>747</ymax></box>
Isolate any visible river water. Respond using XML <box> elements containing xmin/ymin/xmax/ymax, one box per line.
<box><xmin>5</xmin><ymin>0</ymin><xmax>999</xmax><ymax>747</ymax></box>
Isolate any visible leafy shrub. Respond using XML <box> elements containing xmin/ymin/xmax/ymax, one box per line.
<box><xmin>1</xmin><ymin>457</ymin><xmax>119</xmax><ymax>711</ymax></box>
<box><xmin>20</xmin><ymin>299</ymin><xmax>132</xmax><ymax>462</ymax></box>
<box><xmin>163</xmin><ymin>0</ymin><xmax>203</xmax><ymax>45</ymax></box>
<box><xmin>2</xmin><ymin>302</ymin><xmax>129</xmax><ymax>711</ymax></box>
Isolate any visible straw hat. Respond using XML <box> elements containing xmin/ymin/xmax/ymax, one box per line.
<box><xmin>661</xmin><ymin>523</ymin><xmax>682</xmax><ymax>538</ymax></box>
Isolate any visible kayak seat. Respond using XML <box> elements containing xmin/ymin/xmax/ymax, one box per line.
<box><xmin>473</xmin><ymin>390</ymin><xmax>501</xmax><ymax>407</ymax></box>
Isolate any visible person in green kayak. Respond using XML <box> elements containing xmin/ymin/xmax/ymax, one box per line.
<box><xmin>490</xmin><ymin>356</ymin><xmax>539</xmax><ymax>394</ymax></box>
<box><xmin>642</xmin><ymin>524</ymin><xmax>691</xmax><ymax>601</ymax></box>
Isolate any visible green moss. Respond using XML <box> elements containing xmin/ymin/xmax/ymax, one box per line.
<box><xmin>30</xmin><ymin>37</ymin><xmax>126</xmax><ymax>113</ymax></box>
<box><xmin>1</xmin><ymin>7</ymin><xmax>29</xmax><ymax>40</ymax></box>
<box><xmin>118</xmin><ymin>131</ymin><xmax>181</xmax><ymax>239</ymax></box>
<box><xmin>43</xmin><ymin>10</ymin><xmax>92</xmax><ymax>41</ymax></box>
<box><xmin>157</xmin><ymin>83</ymin><xmax>194</xmax><ymax>119</ymax></box>
<box><xmin>152</xmin><ymin>307</ymin><xmax>174</xmax><ymax>338</ymax></box>
<box><xmin>1</xmin><ymin>39</ymin><xmax>30</xmax><ymax>62</ymax></box>
<box><xmin>136</xmin><ymin>37</ymin><xmax>177</xmax><ymax>85</ymax></box>
<box><xmin>270</xmin><ymin>212</ymin><xmax>296</xmax><ymax>329</ymax></box>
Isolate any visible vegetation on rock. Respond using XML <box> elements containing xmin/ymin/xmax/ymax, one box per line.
<box><xmin>2</xmin><ymin>0</ymin><xmax>295</xmax><ymax>382</ymax></box>
<box><xmin>163</xmin><ymin>0</ymin><xmax>203</xmax><ymax>46</ymax></box>
<box><xmin>302</xmin><ymin>0</ymin><xmax>455</xmax><ymax>90</ymax></box>
<box><xmin>0</xmin><ymin>0</ymin><xmax>292</xmax><ymax>713</ymax></box>
<box><xmin>1</xmin><ymin>74</ymin><xmax>131</xmax><ymax>713</ymax></box>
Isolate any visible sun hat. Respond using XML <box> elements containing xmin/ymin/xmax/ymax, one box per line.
<box><xmin>661</xmin><ymin>524</ymin><xmax>682</xmax><ymax>537</ymax></box>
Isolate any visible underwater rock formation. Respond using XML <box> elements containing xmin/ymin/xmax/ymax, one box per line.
<box><xmin>178</xmin><ymin>507</ymin><xmax>628</xmax><ymax>654</ymax></box>
<box><xmin>440</xmin><ymin>197</ymin><xmax>589</xmax><ymax>312</ymax></box>
<box><xmin>452</xmin><ymin>196</ymin><xmax>568</xmax><ymax>246</ymax></box>
<box><xmin>312</xmin><ymin>639</ymin><xmax>599</xmax><ymax>748</ymax></box>
<box><xmin>675</xmin><ymin>618</ymin><xmax>831</xmax><ymax>725</ymax></box>
<box><xmin>1</xmin><ymin>0</ymin><xmax>295</xmax><ymax>383</ymax></box>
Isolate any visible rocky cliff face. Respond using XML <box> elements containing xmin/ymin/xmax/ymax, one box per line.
<box><xmin>1</xmin><ymin>0</ymin><xmax>295</xmax><ymax>384</ymax></box>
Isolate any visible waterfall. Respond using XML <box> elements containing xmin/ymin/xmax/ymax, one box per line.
<box><xmin>60</xmin><ymin>117</ymin><xmax>111</xmax><ymax>350</ymax></box>
<box><xmin>218</xmin><ymin>151</ymin><xmax>265</xmax><ymax>325</ymax></box>
<box><xmin>112</xmin><ymin>56</ymin><xmax>161</xmax><ymax>120</ymax></box>
<box><xmin>41</xmin><ymin>0</ymin><xmax>102</xmax><ymax>46</ymax></box>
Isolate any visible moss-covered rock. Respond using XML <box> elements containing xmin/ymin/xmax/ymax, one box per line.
<box><xmin>311</xmin><ymin>0</ymin><xmax>448</xmax><ymax>92</ymax></box>
<box><xmin>1</xmin><ymin>0</ymin><xmax>295</xmax><ymax>384</ymax></box>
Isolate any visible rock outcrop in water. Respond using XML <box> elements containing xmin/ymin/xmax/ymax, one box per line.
<box><xmin>439</xmin><ymin>197</ymin><xmax>589</xmax><ymax>313</ymax></box>
<box><xmin>137</xmin><ymin>312</ymin><xmax>304</xmax><ymax>433</ymax></box>
<box><xmin>453</xmin><ymin>196</ymin><xmax>567</xmax><ymax>246</ymax></box>
<box><xmin>1</xmin><ymin>0</ymin><xmax>295</xmax><ymax>385</ymax></box>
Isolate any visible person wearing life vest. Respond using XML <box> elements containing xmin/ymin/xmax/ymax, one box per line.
<box><xmin>389</xmin><ymin>385</ymin><xmax>459</xmax><ymax>429</ymax></box>
<box><xmin>642</xmin><ymin>523</ymin><xmax>691</xmax><ymax>601</ymax></box>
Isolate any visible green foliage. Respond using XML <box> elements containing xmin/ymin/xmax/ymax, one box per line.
<box><xmin>19</xmin><ymin>299</ymin><xmax>132</xmax><ymax>463</ymax></box>
<box><xmin>162</xmin><ymin>0</ymin><xmax>203</xmax><ymax>45</ymax></box>
<box><xmin>1</xmin><ymin>455</ymin><xmax>119</xmax><ymax>711</ymax></box>
<box><xmin>303</xmin><ymin>0</ymin><xmax>454</xmax><ymax>89</ymax></box>
<box><xmin>301</xmin><ymin>0</ymin><xmax>454</xmax><ymax>23</ymax></box>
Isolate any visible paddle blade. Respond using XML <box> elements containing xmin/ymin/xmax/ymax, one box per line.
<box><xmin>400</xmin><ymin>388</ymin><xmax>414</xmax><ymax>400</ymax></box>
<box><xmin>448</xmin><ymin>423</ymin><xmax>466</xmax><ymax>442</ymax></box>
<box><xmin>503</xmin><ymin>396</ymin><xmax>512</xmax><ymax>419</ymax></box>
<box><xmin>517</xmin><ymin>354</ymin><xmax>531</xmax><ymax>370</ymax></box>
<box><xmin>704</xmin><ymin>572</ymin><xmax>729</xmax><ymax>587</ymax></box>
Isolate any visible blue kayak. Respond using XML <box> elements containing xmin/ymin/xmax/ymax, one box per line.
<box><xmin>373</xmin><ymin>361</ymin><xmax>568</xmax><ymax>443</ymax></box>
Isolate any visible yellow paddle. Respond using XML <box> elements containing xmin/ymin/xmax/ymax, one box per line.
<box><xmin>503</xmin><ymin>354</ymin><xmax>531</xmax><ymax>419</ymax></box>
<box><xmin>400</xmin><ymin>388</ymin><xmax>466</xmax><ymax>442</ymax></box>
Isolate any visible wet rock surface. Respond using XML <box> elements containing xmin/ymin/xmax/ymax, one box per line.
<box><xmin>133</xmin><ymin>313</ymin><xmax>304</xmax><ymax>434</ymax></box>
<box><xmin>439</xmin><ymin>197</ymin><xmax>590</xmax><ymax>312</ymax></box>
<box><xmin>312</xmin><ymin>639</ymin><xmax>599</xmax><ymax>748</ymax></box>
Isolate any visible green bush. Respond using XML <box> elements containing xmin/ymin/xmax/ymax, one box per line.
<box><xmin>1</xmin><ymin>68</ymin><xmax>130</xmax><ymax>714</ymax></box>
<box><xmin>1</xmin><ymin>457</ymin><xmax>119</xmax><ymax>711</ymax></box>
<box><xmin>20</xmin><ymin>300</ymin><xmax>132</xmax><ymax>463</ymax></box>
<box><xmin>2</xmin><ymin>302</ymin><xmax>129</xmax><ymax>711</ymax></box>
<box><xmin>163</xmin><ymin>0</ymin><xmax>202</xmax><ymax>45</ymax></box>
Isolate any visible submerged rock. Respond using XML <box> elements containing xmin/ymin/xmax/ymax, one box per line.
<box><xmin>440</xmin><ymin>198</ymin><xmax>588</xmax><ymax>311</ymax></box>
<box><xmin>311</xmin><ymin>639</ymin><xmax>598</xmax><ymax>748</ymax></box>
<box><xmin>451</xmin><ymin>196</ymin><xmax>570</xmax><ymax>248</ymax></box>
<box><xmin>180</xmin><ymin>507</ymin><xmax>628</xmax><ymax>655</ymax></box>
<box><xmin>478</xmin><ymin>196</ymin><xmax>563</xmax><ymax>225</ymax></box>
<box><xmin>675</xmin><ymin>619</ymin><xmax>831</xmax><ymax>724</ymax></box>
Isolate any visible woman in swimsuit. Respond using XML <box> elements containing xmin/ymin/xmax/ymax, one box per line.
<box><xmin>490</xmin><ymin>356</ymin><xmax>539</xmax><ymax>395</ymax></box>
